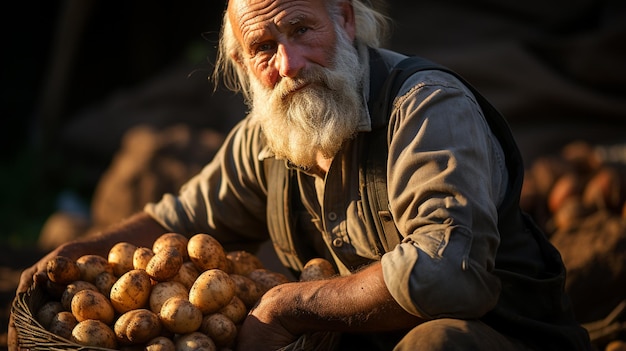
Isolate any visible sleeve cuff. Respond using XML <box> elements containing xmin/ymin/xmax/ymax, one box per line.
<box><xmin>381</xmin><ymin>242</ymin><xmax>424</xmax><ymax>317</ymax></box>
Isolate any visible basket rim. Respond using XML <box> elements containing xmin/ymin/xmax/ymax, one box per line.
<box><xmin>11</xmin><ymin>283</ymin><xmax>118</xmax><ymax>351</ymax></box>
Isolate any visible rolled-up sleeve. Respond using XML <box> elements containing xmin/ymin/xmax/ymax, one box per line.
<box><xmin>381</xmin><ymin>71</ymin><xmax>507</xmax><ymax>319</ymax></box>
<box><xmin>144</xmin><ymin>117</ymin><xmax>270</xmax><ymax>246</ymax></box>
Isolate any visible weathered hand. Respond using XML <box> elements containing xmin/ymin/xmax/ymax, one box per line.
<box><xmin>16</xmin><ymin>241</ymin><xmax>91</xmax><ymax>294</ymax></box>
<box><xmin>236</xmin><ymin>284</ymin><xmax>299</xmax><ymax>351</ymax></box>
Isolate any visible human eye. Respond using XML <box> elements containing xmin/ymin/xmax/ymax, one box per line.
<box><xmin>258</xmin><ymin>42</ymin><xmax>276</xmax><ymax>52</ymax></box>
<box><xmin>250</xmin><ymin>41</ymin><xmax>276</xmax><ymax>57</ymax></box>
<box><xmin>295</xmin><ymin>26</ymin><xmax>309</xmax><ymax>35</ymax></box>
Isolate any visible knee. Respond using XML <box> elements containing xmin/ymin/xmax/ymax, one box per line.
<box><xmin>394</xmin><ymin>319</ymin><xmax>480</xmax><ymax>351</ymax></box>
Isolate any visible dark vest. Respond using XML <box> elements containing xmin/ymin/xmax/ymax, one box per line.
<box><xmin>264</xmin><ymin>49</ymin><xmax>591</xmax><ymax>350</ymax></box>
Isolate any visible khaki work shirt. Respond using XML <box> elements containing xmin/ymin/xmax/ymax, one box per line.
<box><xmin>145</xmin><ymin>48</ymin><xmax>509</xmax><ymax>320</ymax></box>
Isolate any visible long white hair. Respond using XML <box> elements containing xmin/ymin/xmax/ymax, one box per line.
<box><xmin>212</xmin><ymin>0</ymin><xmax>390</xmax><ymax>103</ymax></box>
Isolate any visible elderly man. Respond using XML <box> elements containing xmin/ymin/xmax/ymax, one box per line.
<box><xmin>12</xmin><ymin>0</ymin><xmax>591</xmax><ymax>350</ymax></box>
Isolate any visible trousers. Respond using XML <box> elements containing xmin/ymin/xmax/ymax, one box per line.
<box><xmin>337</xmin><ymin>319</ymin><xmax>534</xmax><ymax>351</ymax></box>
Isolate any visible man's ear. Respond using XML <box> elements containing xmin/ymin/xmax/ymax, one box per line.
<box><xmin>230</xmin><ymin>51</ymin><xmax>246</xmax><ymax>70</ymax></box>
<box><xmin>339</xmin><ymin>0</ymin><xmax>356</xmax><ymax>41</ymax></box>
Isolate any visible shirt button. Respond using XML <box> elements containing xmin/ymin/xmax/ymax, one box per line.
<box><xmin>332</xmin><ymin>238</ymin><xmax>343</xmax><ymax>247</ymax></box>
<box><xmin>327</xmin><ymin>212</ymin><xmax>338</xmax><ymax>221</ymax></box>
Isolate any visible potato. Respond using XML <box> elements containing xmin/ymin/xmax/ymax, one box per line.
<box><xmin>582</xmin><ymin>167</ymin><xmax>623</xmax><ymax>210</ymax></box>
<box><xmin>109</xmin><ymin>242</ymin><xmax>138</xmax><ymax>276</ymax></box>
<box><xmin>175</xmin><ymin>332</ymin><xmax>216</xmax><ymax>351</ymax></box>
<box><xmin>228</xmin><ymin>274</ymin><xmax>264</xmax><ymax>309</ymax></box>
<box><xmin>44</xmin><ymin>279</ymin><xmax>66</xmax><ymax>299</ymax></box>
<box><xmin>36</xmin><ymin>301</ymin><xmax>64</xmax><ymax>329</ymax></box>
<box><xmin>218</xmin><ymin>296</ymin><xmax>247</xmax><ymax>324</ymax></box>
<box><xmin>114</xmin><ymin>309</ymin><xmax>162</xmax><ymax>345</ymax></box>
<box><xmin>153</xmin><ymin>232</ymin><xmax>189</xmax><ymax>260</ymax></box>
<box><xmin>189</xmin><ymin>269</ymin><xmax>236</xmax><ymax>314</ymax></box>
<box><xmin>146</xmin><ymin>336</ymin><xmax>176</xmax><ymax>351</ymax></box>
<box><xmin>226</xmin><ymin>250</ymin><xmax>264</xmax><ymax>276</ymax></box>
<box><xmin>223</xmin><ymin>256</ymin><xmax>235</xmax><ymax>274</ymax></box>
<box><xmin>76</xmin><ymin>254</ymin><xmax>114</xmax><ymax>283</ymax></box>
<box><xmin>94</xmin><ymin>270</ymin><xmax>118</xmax><ymax>296</ymax></box>
<box><xmin>200</xmin><ymin>313</ymin><xmax>237</xmax><ymax>347</ymax></box>
<box><xmin>552</xmin><ymin>198</ymin><xmax>587</xmax><ymax>230</ymax></box>
<box><xmin>187</xmin><ymin>233</ymin><xmax>229</xmax><ymax>272</ymax></box>
<box><xmin>48</xmin><ymin>311</ymin><xmax>77</xmax><ymax>339</ymax></box>
<box><xmin>299</xmin><ymin>258</ymin><xmax>337</xmax><ymax>281</ymax></box>
<box><xmin>46</xmin><ymin>255</ymin><xmax>81</xmax><ymax>285</ymax></box>
<box><xmin>71</xmin><ymin>289</ymin><xmax>115</xmax><ymax>324</ymax></box>
<box><xmin>146</xmin><ymin>247</ymin><xmax>184</xmax><ymax>282</ymax></box>
<box><xmin>71</xmin><ymin>319</ymin><xmax>117</xmax><ymax>349</ymax></box>
<box><xmin>150</xmin><ymin>281</ymin><xmax>189</xmax><ymax>314</ymax></box>
<box><xmin>159</xmin><ymin>296</ymin><xmax>203</xmax><ymax>334</ymax></box>
<box><xmin>110</xmin><ymin>269</ymin><xmax>153</xmax><ymax>313</ymax></box>
<box><xmin>113</xmin><ymin>311</ymin><xmax>134</xmax><ymax>343</ymax></box>
<box><xmin>134</xmin><ymin>247</ymin><xmax>155</xmax><ymax>270</ymax></box>
<box><xmin>247</xmin><ymin>268</ymin><xmax>291</xmax><ymax>293</ymax></box>
<box><xmin>606</xmin><ymin>340</ymin><xmax>626</xmax><ymax>351</ymax></box>
<box><xmin>548</xmin><ymin>173</ymin><xmax>582</xmax><ymax>214</ymax></box>
<box><xmin>171</xmin><ymin>261</ymin><xmax>200</xmax><ymax>290</ymax></box>
<box><xmin>61</xmin><ymin>280</ymin><xmax>98</xmax><ymax>310</ymax></box>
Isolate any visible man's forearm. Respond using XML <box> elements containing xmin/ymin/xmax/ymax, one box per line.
<box><xmin>63</xmin><ymin>212</ymin><xmax>168</xmax><ymax>259</ymax></box>
<box><xmin>264</xmin><ymin>262</ymin><xmax>423</xmax><ymax>334</ymax></box>
<box><xmin>43</xmin><ymin>213</ymin><xmax>166</xmax><ymax>259</ymax></box>
<box><xmin>16</xmin><ymin>211</ymin><xmax>169</xmax><ymax>296</ymax></box>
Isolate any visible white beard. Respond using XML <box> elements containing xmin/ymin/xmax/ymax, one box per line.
<box><xmin>248</xmin><ymin>28</ymin><xmax>364</xmax><ymax>169</ymax></box>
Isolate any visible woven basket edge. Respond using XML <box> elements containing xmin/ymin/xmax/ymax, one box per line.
<box><xmin>11</xmin><ymin>283</ymin><xmax>118</xmax><ymax>351</ymax></box>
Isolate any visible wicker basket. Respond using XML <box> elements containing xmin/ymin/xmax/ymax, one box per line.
<box><xmin>12</xmin><ymin>283</ymin><xmax>340</xmax><ymax>351</ymax></box>
<box><xmin>11</xmin><ymin>283</ymin><xmax>116</xmax><ymax>351</ymax></box>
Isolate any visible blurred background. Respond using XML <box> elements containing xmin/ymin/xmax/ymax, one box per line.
<box><xmin>1</xmin><ymin>1</ymin><xmax>240</xmax><ymax>247</ymax></box>
<box><xmin>1</xmin><ymin>0</ymin><xmax>625</xmax><ymax>349</ymax></box>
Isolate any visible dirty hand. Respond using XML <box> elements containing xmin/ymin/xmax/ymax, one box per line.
<box><xmin>236</xmin><ymin>284</ymin><xmax>300</xmax><ymax>351</ymax></box>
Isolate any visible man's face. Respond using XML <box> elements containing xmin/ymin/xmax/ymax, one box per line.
<box><xmin>229</xmin><ymin>0</ymin><xmax>365</xmax><ymax>169</ymax></box>
<box><xmin>229</xmin><ymin>0</ymin><xmax>354</xmax><ymax>88</ymax></box>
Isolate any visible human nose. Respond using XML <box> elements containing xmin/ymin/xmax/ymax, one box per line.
<box><xmin>275</xmin><ymin>43</ymin><xmax>306</xmax><ymax>78</ymax></box>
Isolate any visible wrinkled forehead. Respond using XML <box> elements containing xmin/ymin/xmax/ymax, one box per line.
<box><xmin>227</xmin><ymin>0</ymin><xmax>331</xmax><ymax>41</ymax></box>
<box><xmin>227</xmin><ymin>0</ymin><xmax>329</xmax><ymax>23</ymax></box>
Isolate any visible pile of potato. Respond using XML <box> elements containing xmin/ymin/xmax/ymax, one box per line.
<box><xmin>520</xmin><ymin>141</ymin><xmax>626</xmax><ymax>351</ymax></box>
<box><xmin>521</xmin><ymin>140</ymin><xmax>626</xmax><ymax>234</ymax></box>
<box><xmin>33</xmin><ymin>232</ymin><xmax>335</xmax><ymax>351</ymax></box>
